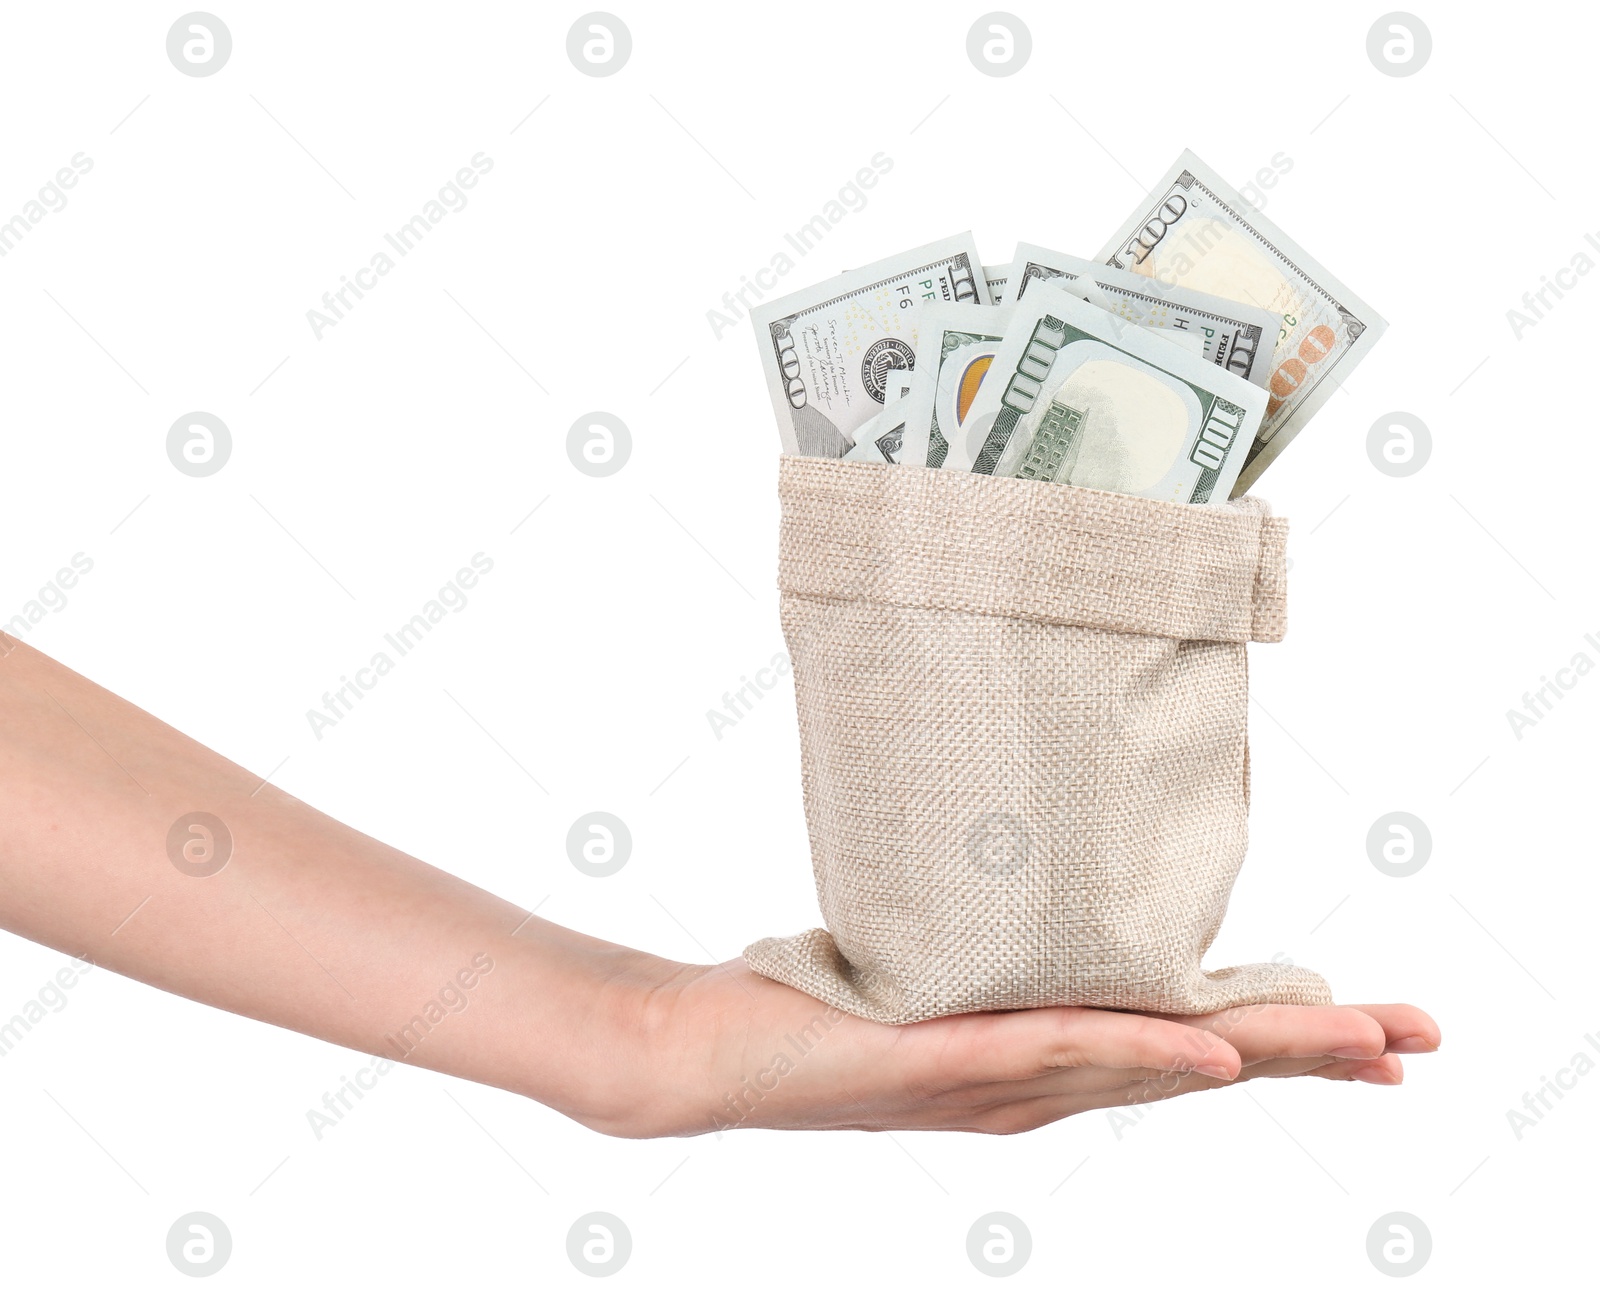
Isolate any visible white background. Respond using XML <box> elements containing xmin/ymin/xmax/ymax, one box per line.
<box><xmin>1</xmin><ymin>1</ymin><xmax>1593</xmax><ymax>1283</ymax></box>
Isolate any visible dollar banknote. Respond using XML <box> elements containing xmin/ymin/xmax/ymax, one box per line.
<box><xmin>984</xmin><ymin>263</ymin><xmax>1012</xmax><ymax>305</ymax></box>
<box><xmin>1011</xmin><ymin>242</ymin><xmax>1281</xmax><ymax>391</ymax></box>
<box><xmin>1097</xmin><ymin>149</ymin><xmax>1386</xmax><ymax>495</ymax></box>
<box><xmin>843</xmin><ymin>371</ymin><xmax>916</xmax><ymax>464</ymax></box>
<box><xmin>956</xmin><ymin>281</ymin><xmax>1267</xmax><ymax>504</ymax></box>
<box><xmin>898</xmin><ymin>303</ymin><xmax>1014</xmax><ymax>469</ymax></box>
<box><xmin>751</xmin><ymin>233</ymin><xmax>988</xmax><ymax>456</ymax></box>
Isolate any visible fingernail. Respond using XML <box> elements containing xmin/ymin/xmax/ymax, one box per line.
<box><xmin>1350</xmin><ymin>1064</ymin><xmax>1402</xmax><ymax>1086</ymax></box>
<box><xmin>1329</xmin><ymin>1045</ymin><xmax>1380</xmax><ymax>1059</ymax></box>
<box><xmin>1196</xmin><ymin>1063</ymin><xmax>1234</xmax><ymax>1080</ymax></box>
<box><xmin>1388</xmin><ymin>1036</ymin><xmax>1438</xmax><ymax>1054</ymax></box>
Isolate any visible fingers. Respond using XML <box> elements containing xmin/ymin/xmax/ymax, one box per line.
<box><xmin>919</xmin><ymin>1006</ymin><xmax>1243</xmax><ymax>1088</ymax></box>
<box><xmin>1193</xmin><ymin>1053</ymin><xmax>1405</xmax><ymax>1086</ymax></box>
<box><xmin>862</xmin><ymin>1001</ymin><xmax>1439</xmax><ymax>1135</ymax></box>
<box><xmin>1124</xmin><ymin>1050</ymin><xmax>1407</xmax><ymax>1097</ymax></box>
<box><xmin>1049</xmin><ymin>1050</ymin><xmax>1410</xmax><ymax>1120</ymax></box>
<box><xmin>1307</xmin><ymin>1055</ymin><xmax>1404</xmax><ymax>1085</ymax></box>
<box><xmin>832</xmin><ymin>1027</ymin><xmax>1415</xmax><ymax>1136</ymax></box>
<box><xmin>1339</xmin><ymin>1003</ymin><xmax>1441</xmax><ymax>1053</ymax></box>
<box><xmin>954</xmin><ymin>1051</ymin><xmax>1411</xmax><ymax>1134</ymax></box>
<box><xmin>955</xmin><ymin>1043</ymin><xmax>1405</xmax><ymax>1110</ymax></box>
<box><xmin>1159</xmin><ymin>1003</ymin><xmax>1390</xmax><ymax>1065</ymax></box>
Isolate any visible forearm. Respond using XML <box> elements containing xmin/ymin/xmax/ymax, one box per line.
<box><xmin>0</xmin><ymin>635</ymin><xmax>665</xmax><ymax>1123</ymax></box>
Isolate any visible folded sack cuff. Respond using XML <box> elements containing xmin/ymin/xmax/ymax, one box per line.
<box><xmin>776</xmin><ymin>455</ymin><xmax>1289</xmax><ymax>643</ymax></box>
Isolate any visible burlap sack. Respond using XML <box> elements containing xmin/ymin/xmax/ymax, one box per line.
<box><xmin>744</xmin><ymin>456</ymin><xmax>1331</xmax><ymax>1024</ymax></box>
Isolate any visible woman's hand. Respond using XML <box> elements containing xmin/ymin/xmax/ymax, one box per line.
<box><xmin>582</xmin><ymin>955</ymin><xmax>1439</xmax><ymax>1137</ymax></box>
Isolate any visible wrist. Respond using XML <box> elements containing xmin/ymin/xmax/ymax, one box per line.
<box><xmin>476</xmin><ymin>919</ymin><xmax>702</xmax><ymax>1134</ymax></box>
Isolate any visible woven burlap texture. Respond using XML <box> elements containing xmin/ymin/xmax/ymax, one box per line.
<box><xmin>743</xmin><ymin>456</ymin><xmax>1331</xmax><ymax>1024</ymax></box>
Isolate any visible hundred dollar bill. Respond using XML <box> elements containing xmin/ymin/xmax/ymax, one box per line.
<box><xmin>985</xmin><ymin>263</ymin><xmax>1012</xmax><ymax>305</ymax></box>
<box><xmin>899</xmin><ymin>303</ymin><xmax>1014</xmax><ymax>469</ymax></box>
<box><xmin>843</xmin><ymin>371</ymin><xmax>916</xmax><ymax>464</ymax></box>
<box><xmin>1097</xmin><ymin>149</ymin><xmax>1386</xmax><ymax>495</ymax></box>
<box><xmin>751</xmin><ymin>233</ymin><xmax>988</xmax><ymax>456</ymax></box>
<box><xmin>958</xmin><ymin>282</ymin><xmax>1266</xmax><ymax>504</ymax></box>
<box><xmin>1011</xmin><ymin>242</ymin><xmax>1280</xmax><ymax>391</ymax></box>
